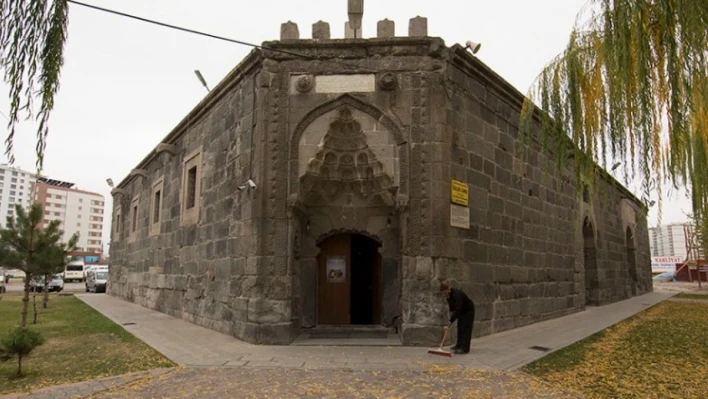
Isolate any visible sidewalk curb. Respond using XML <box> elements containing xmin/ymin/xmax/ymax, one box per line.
<box><xmin>0</xmin><ymin>368</ymin><xmax>176</xmax><ymax>399</ymax></box>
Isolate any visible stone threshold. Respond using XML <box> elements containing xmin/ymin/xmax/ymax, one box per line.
<box><xmin>293</xmin><ymin>324</ymin><xmax>402</xmax><ymax>346</ymax></box>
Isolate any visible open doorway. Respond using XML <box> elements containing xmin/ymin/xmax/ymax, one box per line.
<box><xmin>317</xmin><ymin>233</ymin><xmax>382</xmax><ymax>325</ymax></box>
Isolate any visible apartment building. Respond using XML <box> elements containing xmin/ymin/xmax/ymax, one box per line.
<box><xmin>33</xmin><ymin>177</ymin><xmax>106</xmax><ymax>253</ymax></box>
<box><xmin>649</xmin><ymin>223</ymin><xmax>695</xmax><ymax>258</ymax></box>
<box><xmin>0</xmin><ymin>164</ymin><xmax>36</xmax><ymax>227</ymax></box>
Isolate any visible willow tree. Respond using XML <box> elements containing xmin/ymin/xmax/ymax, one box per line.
<box><xmin>521</xmin><ymin>0</ymin><xmax>708</xmax><ymax>219</ymax></box>
<box><xmin>0</xmin><ymin>0</ymin><xmax>69</xmax><ymax>171</ymax></box>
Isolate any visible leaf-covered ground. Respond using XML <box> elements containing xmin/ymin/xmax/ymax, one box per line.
<box><xmin>89</xmin><ymin>366</ymin><xmax>581</xmax><ymax>399</ymax></box>
<box><xmin>0</xmin><ymin>294</ymin><xmax>174</xmax><ymax>394</ymax></box>
<box><xmin>674</xmin><ymin>292</ymin><xmax>708</xmax><ymax>301</ymax></box>
<box><xmin>523</xmin><ymin>301</ymin><xmax>708</xmax><ymax>399</ymax></box>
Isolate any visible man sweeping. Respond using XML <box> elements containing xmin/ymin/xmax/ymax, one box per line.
<box><xmin>440</xmin><ymin>282</ymin><xmax>475</xmax><ymax>355</ymax></box>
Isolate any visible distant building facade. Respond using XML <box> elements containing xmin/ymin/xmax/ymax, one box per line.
<box><xmin>33</xmin><ymin>177</ymin><xmax>106</xmax><ymax>254</ymax></box>
<box><xmin>0</xmin><ymin>164</ymin><xmax>36</xmax><ymax>227</ymax></box>
<box><xmin>649</xmin><ymin>223</ymin><xmax>693</xmax><ymax>258</ymax></box>
<box><xmin>108</xmin><ymin>18</ymin><xmax>653</xmax><ymax>346</ymax></box>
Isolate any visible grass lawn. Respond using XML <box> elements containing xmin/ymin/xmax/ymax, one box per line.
<box><xmin>523</xmin><ymin>301</ymin><xmax>708</xmax><ymax>399</ymax></box>
<box><xmin>674</xmin><ymin>292</ymin><xmax>708</xmax><ymax>300</ymax></box>
<box><xmin>0</xmin><ymin>293</ymin><xmax>174</xmax><ymax>394</ymax></box>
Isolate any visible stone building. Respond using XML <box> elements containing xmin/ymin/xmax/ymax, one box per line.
<box><xmin>108</xmin><ymin>17</ymin><xmax>653</xmax><ymax>345</ymax></box>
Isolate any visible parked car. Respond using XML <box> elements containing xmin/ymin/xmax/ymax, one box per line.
<box><xmin>653</xmin><ymin>272</ymin><xmax>676</xmax><ymax>282</ymax></box>
<box><xmin>30</xmin><ymin>274</ymin><xmax>65</xmax><ymax>292</ymax></box>
<box><xmin>86</xmin><ymin>270</ymin><xmax>108</xmax><ymax>293</ymax></box>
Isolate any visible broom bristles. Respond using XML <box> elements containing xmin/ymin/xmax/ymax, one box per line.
<box><xmin>427</xmin><ymin>349</ymin><xmax>452</xmax><ymax>357</ymax></box>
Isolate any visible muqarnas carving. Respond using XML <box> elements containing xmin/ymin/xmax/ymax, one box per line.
<box><xmin>300</xmin><ymin>106</ymin><xmax>395</xmax><ymax>206</ymax></box>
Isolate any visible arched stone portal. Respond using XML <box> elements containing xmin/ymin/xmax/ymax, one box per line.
<box><xmin>583</xmin><ymin>217</ymin><xmax>599</xmax><ymax>305</ymax></box>
<box><xmin>626</xmin><ymin>227</ymin><xmax>638</xmax><ymax>296</ymax></box>
<box><xmin>317</xmin><ymin>233</ymin><xmax>382</xmax><ymax>325</ymax></box>
<box><xmin>289</xmin><ymin>99</ymin><xmax>405</xmax><ymax>332</ymax></box>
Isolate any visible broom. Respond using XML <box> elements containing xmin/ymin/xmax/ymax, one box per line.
<box><xmin>427</xmin><ymin>324</ymin><xmax>453</xmax><ymax>357</ymax></box>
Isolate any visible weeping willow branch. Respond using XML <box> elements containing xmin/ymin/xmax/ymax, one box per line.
<box><xmin>522</xmin><ymin>0</ymin><xmax>708</xmax><ymax>216</ymax></box>
<box><xmin>0</xmin><ymin>0</ymin><xmax>69</xmax><ymax>172</ymax></box>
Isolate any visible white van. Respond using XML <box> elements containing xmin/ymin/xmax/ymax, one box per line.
<box><xmin>64</xmin><ymin>260</ymin><xmax>86</xmax><ymax>283</ymax></box>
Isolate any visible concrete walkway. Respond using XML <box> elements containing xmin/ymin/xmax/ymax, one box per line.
<box><xmin>76</xmin><ymin>291</ymin><xmax>672</xmax><ymax>371</ymax></box>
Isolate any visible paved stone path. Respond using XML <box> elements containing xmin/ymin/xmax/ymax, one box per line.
<box><xmin>86</xmin><ymin>366</ymin><xmax>585</xmax><ymax>399</ymax></box>
<box><xmin>0</xmin><ymin>291</ymin><xmax>671</xmax><ymax>399</ymax></box>
<box><xmin>75</xmin><ymin>292</ymin><xmax>671</xmax><ymax>371</ymax></box>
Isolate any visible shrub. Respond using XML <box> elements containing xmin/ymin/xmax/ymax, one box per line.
<box><xmin>1</xmin><ymin>327</ymin><xmax>45</xmax><ymax>377</ymax></box>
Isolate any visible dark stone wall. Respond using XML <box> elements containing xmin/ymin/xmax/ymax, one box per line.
<box><xmin>405</xmin><ymin>46</ymin><xmax>653</xmax><ymax>344</ymax></box>
<box><xmin>108</xmin><ymin>38</ymin><xmax>653</xmax><ymax>346</ymax></box>
<box><xmin>108</xmin><ymin>54</ymin><xmax>281</xmax><ymax>343</ymax></box>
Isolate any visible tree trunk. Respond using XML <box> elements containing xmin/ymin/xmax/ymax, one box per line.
<box><xmin>43</xmin><ymin>277</ymin><xmax>49</xmax><ymax>309</ymax></box>
<box><xmin>16</xmin><ymin>354</ymin><xmax>23</xmax><ymax>377</ymax></box>
<box><xmin>32</xmin><ymin>291</ymin><xmax>38</xmax><ymax>325</ymax></box>
<box><xmin>20</xmin><ymin>276</ymin><xmax>30</xmax><ymax>328</ymax></box>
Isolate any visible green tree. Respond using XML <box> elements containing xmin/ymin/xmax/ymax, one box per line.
<box><xmin>0</xmin><ymin>327</ymin><xmax>45</xmax><ymax>377</ymax></box>
<box><xmin>522</xmin><ymin>0</ymin><xmax>708</xmax><ymax>217</ymax></box>
<box><xmin>35</xmin><ymin>237</ymin><xmax>76</xmax><ymax>309</ymax></box>
<box><xmin>0</xmin><ymin>203</ymin><xmax>77</xmax><ymax>327</ymax></box>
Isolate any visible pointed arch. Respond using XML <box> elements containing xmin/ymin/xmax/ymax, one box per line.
<box><xmin>291</xmin><ymin>94</ymin><xmax>407</xmax><ymax>149</ymax></box>
<box><xmin>625</xmin><ymin>226</ymin><xmax>638</xmax><ymax>295</ymax></box>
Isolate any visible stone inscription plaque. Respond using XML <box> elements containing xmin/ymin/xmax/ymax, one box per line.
<box><xmin>450</xmin><ymin>204</ymin><xmax>470</xmax><ymax>229</ymax></box>
<box><xmin>315</xmin><ymin>74</ymin><xmax>376</xmax><ymax>94</ymax></box>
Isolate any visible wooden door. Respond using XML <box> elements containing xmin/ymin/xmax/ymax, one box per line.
<box><xmin>318</xmin><ymin>234</ymin><xmax>351</xmax><ymax>325</ymax></box>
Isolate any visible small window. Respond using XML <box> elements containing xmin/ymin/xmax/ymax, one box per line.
<box><xmin>79</xmin><ymin>198</ymin><xmax>82</xmax><ymax>202</ymax></box>
<box><xmin>186</xmin><ymin>166</ymin><xmax>197</xmax><ymax>209</ymax></box>
<box><xmin>77</xmin><ymin>223</ymin><xmax>81</xmax><ymax>227</ymax></box>
<box><xmin>132</xmin><ymin>205</ymin><xmax>138</xmax><ymax>232</ymax></box>
<box><xmin>78</xmin><ymin>206</ymin><xmax>82</xmax><ymax>210</ymax></box>
<box><xmin>115</xmin><ymin>214</ymin><xmax>121</xmax><ymax>234</ymax></box>
<box><xmin>181</xmin><ymin>149</ymin><xmax>202</xmax><ymax>226</ymax></box>
<box><xmin>153</xmin><ymin>190</ymin><xmax>161</xmax><ymax>224</ymax></box>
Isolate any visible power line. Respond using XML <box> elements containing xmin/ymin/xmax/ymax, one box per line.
<box><xmin>66</xmin><ymin>0</ymin><xmax>382</xmax><ymax>72</ymax></box>
<box><xmin>0</xmin><ymin>109</ymin><xmax>9</xmax><ymax>122</ymax></box>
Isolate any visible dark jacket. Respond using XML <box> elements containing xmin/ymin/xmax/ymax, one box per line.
<box><xmin>447</xmin><ymin>288</ymin><xmax>474</xmax><ymax>324</ymax></box>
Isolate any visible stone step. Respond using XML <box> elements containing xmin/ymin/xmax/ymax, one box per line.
<box><xmin>306</xmin><ymin>325</ymin><xmax>395</xmax><ymax>338</ymax></box>
<box><xmin>293</xmin><ymin>325</ymin><xmax>401</xmax><ymax>346</ymax></box>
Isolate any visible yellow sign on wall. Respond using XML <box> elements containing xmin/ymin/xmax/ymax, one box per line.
<box><xmin>451</xmin><ymin>180</ymin><xmax>469</xmax><ymax>206</ymax></box>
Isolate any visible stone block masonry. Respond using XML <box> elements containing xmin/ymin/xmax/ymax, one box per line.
<box><xmin>108</xmin><ymin>28</ymin><xmax>652</xmax><ymax>346</ymax></box>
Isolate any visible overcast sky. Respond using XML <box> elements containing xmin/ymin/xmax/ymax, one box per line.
<box><xmin>0</xmin><ymin>0</ymin><xmax>692</xmax><ymax>251</ymax></box>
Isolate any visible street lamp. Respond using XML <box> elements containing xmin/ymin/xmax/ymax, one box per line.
<box><xmin>194</xmin><ymin>70</ymin><xmax>210</xmax><ymax>92</ymax></box>
<box><xmin>106</xmin><ymin>178</ymin><xmax>114</xmax><ymax>188</ymax></box>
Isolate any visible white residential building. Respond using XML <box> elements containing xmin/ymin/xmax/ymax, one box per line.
<box><xmin>649</xmin><ymin>223</ymin><xmax>697</xmax><ymax>259</ymax></box>
<box><xmin>33</xmin><ymin>177</ymin><xmax>106</xmax><ymax>254</ymax></box>
<box><xmin>0</xmin><ymin>164</ymin><xmax>36</xmax><ymax>227</ymax></box>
